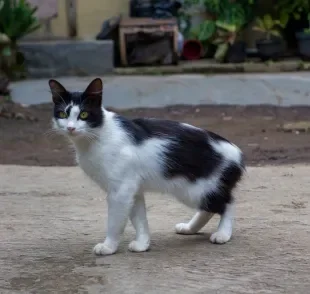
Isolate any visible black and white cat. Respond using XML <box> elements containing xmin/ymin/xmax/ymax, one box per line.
<box><xmin>49</xmin><ymin>78</ymin><xmax>245</xmax><ymax>256</ymax></box>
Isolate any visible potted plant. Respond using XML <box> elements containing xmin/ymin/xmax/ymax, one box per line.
<box><xmin>186</xmin><ymin>0</ymin><xmax>256</xmax><ymax>63</ymax></box>
<box><xmin>0</xmin><ymin>0</ymin><xmax>40</xmax><ymax>43</ymax></box>
<box><xmin>253</xmin><ymin>14</ymin><xmax>286</xmax><ymax>61</ymax></box>
<box><xmin>182</xmin><ymin>39</ymin><xmax>204</xmax><ymax>60</ymax></box>
<box><xmin>212</xmin><ymin>21</ymin><xmax>247</xmax><ymax>63</ymax></box>
<box><xmin>0</xmin><ymin>0</ymin><xmax>40</xmax><ymax>77</ymax></box>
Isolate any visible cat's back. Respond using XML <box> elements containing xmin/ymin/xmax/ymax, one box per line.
<box><xmin>118</xmin><ymin>116</ymin><xmax>210</xmax><ymax>142</ymax></box>
<box><xmin>116</xmin><ymin>116</ymin><xmax>243</xmax><ymax>172</ymax></box>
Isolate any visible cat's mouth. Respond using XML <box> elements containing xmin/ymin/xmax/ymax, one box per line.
<box><xmin>66</xmin><ymin>129</ymin><xmax>90</xmax><ymax>139</ymax></box>
<box><xmin>67</xmin><ymin>130</ymin><xmax>79</xmax><ymax>137</ymax></box>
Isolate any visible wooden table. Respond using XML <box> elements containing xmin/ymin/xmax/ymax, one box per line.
<box><xmin>119</xmin><ymin>17</ymin><xmax>179</xmax><ymax>66</ymax></box>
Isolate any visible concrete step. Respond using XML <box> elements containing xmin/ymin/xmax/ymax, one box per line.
<box><xmin>19</xmin><ymin>40</ymin><xmax>114</xmax><ymax>78</ymax></box>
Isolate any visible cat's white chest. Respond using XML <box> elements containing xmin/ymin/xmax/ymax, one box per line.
<box><xmin>76</xmin><ymin>144</ymin><xmax>110</xmax><ymax>191</ymax></box>
<box><xmin>75</xmin><ymin>141</ymin><xmax>126</xmax><ymax>191</ymax></box>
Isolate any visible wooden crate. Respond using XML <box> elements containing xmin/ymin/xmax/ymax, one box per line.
<box><xmin>119</xmin><ymin>17</ymin><xmax>179</xmax><ymax>66</ymax></box>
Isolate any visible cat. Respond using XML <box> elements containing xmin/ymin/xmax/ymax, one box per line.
<box><xmin>49</xmin><ymin>78</ymin><xmax>245</xmax><ymax>256</ymax></box>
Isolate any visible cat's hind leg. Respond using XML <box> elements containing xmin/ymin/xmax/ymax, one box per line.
<box><xmin>210</xmin><ymin>202</ymin><xmax>234</xmax><ymax>244</ymax></box>
<box><xmin>175</xmin><ymin>211</ymin><xmax>214</xmax><ymax>235</ymax></box>
<box><xmin>128</xmin><ymin>193</ymin><xmax>150</xmax><ymax>252</ymax></box>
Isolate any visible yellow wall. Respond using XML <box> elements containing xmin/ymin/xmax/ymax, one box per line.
<box><xmin>50</xmin><ymin>0</ymin><xmax>129</xmax><ymax>38</ymax></box>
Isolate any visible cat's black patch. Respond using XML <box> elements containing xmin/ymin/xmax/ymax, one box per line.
<box><xmin>162</xmin><ymin>130</ymin><xmax>223</xmax><ymax>182</ymax></box>
<box><xmin>200</xmin><ymin>162</ymin><xmax>244</xmax><ymax>214</ymax></box>
<box><xmin>115</xmin><ymin>115</ymin><xmax>149</xmax><ymax>143</ymax></box>
<box><xmin>65</xmin><ymin>105</ymin><xmax>72</xmax><ymax>116</ymax></box>
<box><xmin>115</xmin><ymin>117</ymin><xmax>238</xmax><ymax>182</ymax></box>
<box><xmin>80</xmin><ymin>99</ymin><xmax>104</xmax><ymax>128</ymax></box>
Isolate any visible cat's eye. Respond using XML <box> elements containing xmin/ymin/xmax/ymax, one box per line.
<box><xmin>79</xmin><ymin>111</ymin><xmax>89</xmax><ymax>119</ymax></box>
<box><xmin>58</xmin><ymin>111</ymin><xmax>67</xmax><ymax>119</ymax></box>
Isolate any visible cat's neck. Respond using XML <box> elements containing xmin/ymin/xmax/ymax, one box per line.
<box><xmin>70</xmin><ymin>135</ymin><xmax>95</xmax><ymax>152</ymax></box>
<box><xmin>70</xmin><ymin>109</ymin><xmax>121</xmax><ymax>153</ymax></box>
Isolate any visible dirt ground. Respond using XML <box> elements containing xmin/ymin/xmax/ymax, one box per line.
<box><xmin>0</xmin><ymin>165</ymin><xmax>309</xmax><ymax>293</ymax></box>
<box><xmin>1</xmin><ymin>104</ymin><xmax>310</xmax><ymax>166</ymax></box>
<box><xmin>1</xmin><ymin>104</ymin><xmax>310</xmax><ymax>293</ymax></box>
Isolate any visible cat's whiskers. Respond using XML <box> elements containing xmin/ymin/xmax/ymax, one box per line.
<box><xmin>44</xmin><ymin>128</ymin><xmax>61</xmax><ymax>139</ymax></box>
<box><xmin>88</xmin><ymin>131</ymin><xmax>100</xmax><ymax>139</ymax></box>
<box><xmin>84</xmin><ymin>132</ymin><xmax>100</xmax><ymax>143</ymax></box>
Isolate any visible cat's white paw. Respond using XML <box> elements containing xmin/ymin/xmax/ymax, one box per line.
<box><xmin>175</xmin><ymin>223</ymin><xmax>195</xmax><ymax>235</ymax></box>
<box><xmin>93</xmin><ymin>242</ymin><xmax>117</xmax><ymax>256</ymax></box>
<box><xmin>210</xmin><ymin>231</ymin><xmax>231</xmax><ymax>244</ymax></box>
<box><xmin>128</xmin><ymin>240</ymin><xmax>150</xmax><ymax>252</ymax></box>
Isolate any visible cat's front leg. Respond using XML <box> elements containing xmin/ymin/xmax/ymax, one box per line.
<box><xmin>128</xmin><ymin>193</ymin><xmax>150</xmax><ymax>252</ymax></box>
<box><xmin>93</xmin><ymin>180</ymin><xmax>139</xmax><ymax>256</ymax></box>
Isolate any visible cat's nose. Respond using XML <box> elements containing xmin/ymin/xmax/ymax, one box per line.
<box><xmin>67</xmin><ymin>127</ymin><xmax>76</xmax><ymax>133</ymax></box>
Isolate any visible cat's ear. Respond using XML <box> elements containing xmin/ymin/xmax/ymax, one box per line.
<box><xmin>48</xmin><ymin>79</ymin><xmax>67</xmax><ymax>104</ymax></box>
<box><xmin>83</xmin><ymin>78</ymin><xmax>103</xmax><ymax>106</ymax></box>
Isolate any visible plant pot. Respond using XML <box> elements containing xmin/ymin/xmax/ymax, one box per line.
<box><xmin>0</xmin><ymin>36</ymin><xmax>14</xmax><ymax>75</ymax></box>
<box><xmin>225</xmin><ymin>41</ymin><xmax>246</xmax><ymax>63</ymax></box>
<box><xmin>182</xmin><ymin>39</ymin><xmax>203</xmax><ymax>60</ymax></box>
<box><xmin>256</xmin><ymin>38</ymin><xmax>285</xmax><ymax>61</ymax></box>
<box><xmin>0</xmin><ymin>42</ymin><xmax>25</xmax><ymax>79</ymax></box>
<box><xmin>296</xmin><ymin>31</ymin><xmax>310</xmax><ymax>60</ymax></box>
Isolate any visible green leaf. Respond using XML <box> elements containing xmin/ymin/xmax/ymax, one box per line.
<box><xmin>197</xmin><ymin>20</ymin><xmax>216</xmax><ymax>42</ymax></box>
<box><xmin>304</xmin><ymin>28</ymin><xmax>310</xmax><ymax>34</ymax></box>
<box><xmin>216</xmin><ymin>21</ymin><xmax>237</xmax><ymax>33</ymax></box>
<box><xmin>273</xmin><ymin>20</ymin><xmax>285</xmax><ymax>29</ymax></box>
<box><xmin>255</xmin><ymin>18</ymin><xmax>265</xmax><ymax>30</ymax></box>
<box><xmin>0</xmin><ymin>0</ymin><xmax>41</xmax><ymax>41</ymax></box>
<box><xmin>280</xmin><ymin>12</ymin><xmax>289</xmax><ymax>27</ymax></box>
<box><xmin>212</xmin><ymin>37</ymin><xmax>225</xmax><ymax>45</ymax></box>
<box><xmin>190</xmin><ymin>27</ymin><xmax>200</xmax><ymax>39</ymax></box>
<box><xmin>2</xmin><ymin>46</ymin><xmax>11</xmax><ymax>57</ymax></box>
<box><xmin>252</xmin><ymin>26</ymin><xmax>265</xmax><ymax>33</ymax></box>
<box><xmin>270</xmin><ymin>30</ymin><xmax>282</xmax><ymax>38</ymax></box>
<box><xmin>214</xmin><ymin>43</ymin><xmax>229</xmax><ymax>62</ymax></box>
<box><xmin>263</xmin><ymin>14</ymin><xmax>273</xmax><ymax>30</ymax></box>
<box><xmin>217</xmin><ymin>29</ymin><xmax>229</xmax><ymax>37</ymax></box>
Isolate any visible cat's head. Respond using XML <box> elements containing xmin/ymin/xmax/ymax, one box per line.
<box><xmin>49</xmin><ymin>78</ymin><xmax>103</xmax><ymax>138</ymax></box>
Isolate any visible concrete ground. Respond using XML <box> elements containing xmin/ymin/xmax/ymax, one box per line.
<box><xmin>0</xmin><ymin>164</ymin><xmax>309</xmax><ymax>293</ymax></box>
<box><xmin>10</xmin><ymin>73</ymin><xmax>310</xmax><ymax>108</ymax></box>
